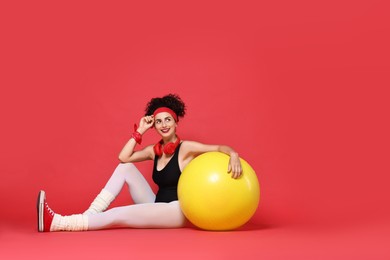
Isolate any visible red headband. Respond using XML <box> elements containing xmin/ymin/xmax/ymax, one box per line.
<box><xmin>153</xmin><ymin>107</ymin><xmax>178</xmax><ymax>122</ymax></box>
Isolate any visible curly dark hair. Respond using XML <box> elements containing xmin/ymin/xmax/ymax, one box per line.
<box><xmin>145</xmin><ymin>93</ymin><xmax>186</xmax><ymax>121</ymax></box>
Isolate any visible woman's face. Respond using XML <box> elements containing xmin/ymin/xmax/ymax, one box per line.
<box><xmin>154</xmin><ymin>112</ymin><xmax>177</xmax><ymax>137</ymax></box>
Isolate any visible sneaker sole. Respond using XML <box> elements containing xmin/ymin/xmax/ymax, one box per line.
<box><xmin>37</xmin><ymin>190</ymin><xmax>45</xmax><ymax>232</ymax></box>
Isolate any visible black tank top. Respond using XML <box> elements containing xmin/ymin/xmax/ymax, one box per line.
<box><xmin>152</xmin><ymin>142</ymin><xmax>182</xmax><ymax>203</ymax></box>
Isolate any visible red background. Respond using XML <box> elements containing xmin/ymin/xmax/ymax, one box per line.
<box><xmin>1</xmin><ymin>0</ymin><xmax>389</xmax><ymax>258</ymax></box>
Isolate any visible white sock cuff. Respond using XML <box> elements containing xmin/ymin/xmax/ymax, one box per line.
<box><xmin>83</xmin><ymin>189</ymin><xmax>115</xmax><ymax>215</ymax></box>
<box><xmin>51</xmin><ymin>214</ymin><xmax>88</xmax><ymax>231</ymax></box>
<box><xmin>50</xmin><ymin>214</ymin><xmax>62</xmax><ymax>232</ymax></box>
<box><xmin>100</xmin><ymin>188</ymin><xmax>115</xmax><ymax>202</ymax></box>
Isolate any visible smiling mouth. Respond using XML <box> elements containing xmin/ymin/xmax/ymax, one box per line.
<box><xmin>161</xmin><ymin>128</ymin><xmax>170</xmax><ymax>133</ymax></box>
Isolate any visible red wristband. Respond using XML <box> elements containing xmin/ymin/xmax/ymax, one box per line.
<box><xmin>131</xmin><ymin>124</ymin><xmax>142</xmax><ymax>144</ymax></box>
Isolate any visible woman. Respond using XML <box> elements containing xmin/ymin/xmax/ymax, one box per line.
<box><xmin>37</xmin><ymin>94</ymin><xmax>242</xmax><ymax>232</ymax></box>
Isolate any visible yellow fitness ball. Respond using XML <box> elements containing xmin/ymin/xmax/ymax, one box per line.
<box><xmin>178</xmin><ymin>152</ymin><xmax>260</xmax><ymax>231</ymax></box>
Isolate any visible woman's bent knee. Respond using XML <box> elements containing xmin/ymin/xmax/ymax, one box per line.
<box><xmin>117</xmin><ymin>162</ymin><xmax>135</xmax><ymax>170</ymax></box>
<box><xmin>116</xmin><ymin>163</ymin><xmax>140</xmax><ymax>177</ymax></box>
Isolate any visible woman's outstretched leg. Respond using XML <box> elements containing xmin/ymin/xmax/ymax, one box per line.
<box><xmin>88</xmin><ymin>201</ymin><xmax>186</xmax><ymax>230</ymax></box>
<box><xmin>84</xmin><ymin>163</ymin><xmax>155</xmax><ymax>215</ymax></box>
<box><xmin>38</xmin><ymin>191</ymin><xmax>185</xmax><ymax>232</ymax></box>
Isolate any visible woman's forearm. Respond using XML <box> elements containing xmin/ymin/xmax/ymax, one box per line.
<box><xmin>118</xmin><ymin>138</ymin><xmax>137</xmax><ymax>162</ymax></box>
<box><xmin>218</xmin><ymin>145</ymin><xmax>239</xmax><ymax>157</ymax></box>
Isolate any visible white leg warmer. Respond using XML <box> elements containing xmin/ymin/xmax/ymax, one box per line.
<box><xmin>83</xmin><ymin>189</ymin><xmax>115</xmax><ymax>215</ymax></box>
<box><xmin>50</xmin><ymin>214</ymin><xmax>88</xmax><ymax>232</ymax></box>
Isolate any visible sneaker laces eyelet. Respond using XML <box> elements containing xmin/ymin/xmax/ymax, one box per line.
<box><xmin>45</xmin><ymin>203</ymin><xmax>55</xmax><ymax>216</ymax></box>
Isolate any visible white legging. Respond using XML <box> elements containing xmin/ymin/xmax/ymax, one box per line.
<box><xmin>87</xmin><ymin>163</ymin><xmax>186</xmax><ymax>230</ymax></box>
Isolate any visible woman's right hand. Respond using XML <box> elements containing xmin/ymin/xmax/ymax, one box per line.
<box><xmin>137</xmin><ymin>115</ymin><xmax>154</xmax><ymax>134</ymax></box>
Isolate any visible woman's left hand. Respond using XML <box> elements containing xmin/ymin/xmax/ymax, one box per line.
<box><xmin>228</xmin><ymin>153</ymin><xmax>242</xmax><ymax>179</ymax></box>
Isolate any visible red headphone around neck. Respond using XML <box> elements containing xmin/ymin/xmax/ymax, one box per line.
<box><xmin>153</xmin><ymin>136</ymin><xmax>181</xmax><ymax>156</ymax></box>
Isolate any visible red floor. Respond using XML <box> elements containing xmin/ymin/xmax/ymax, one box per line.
<box><xmin>1</xmin><ymin>220</ymin><xmax>389</xmax><ymax>259</ymax></box>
